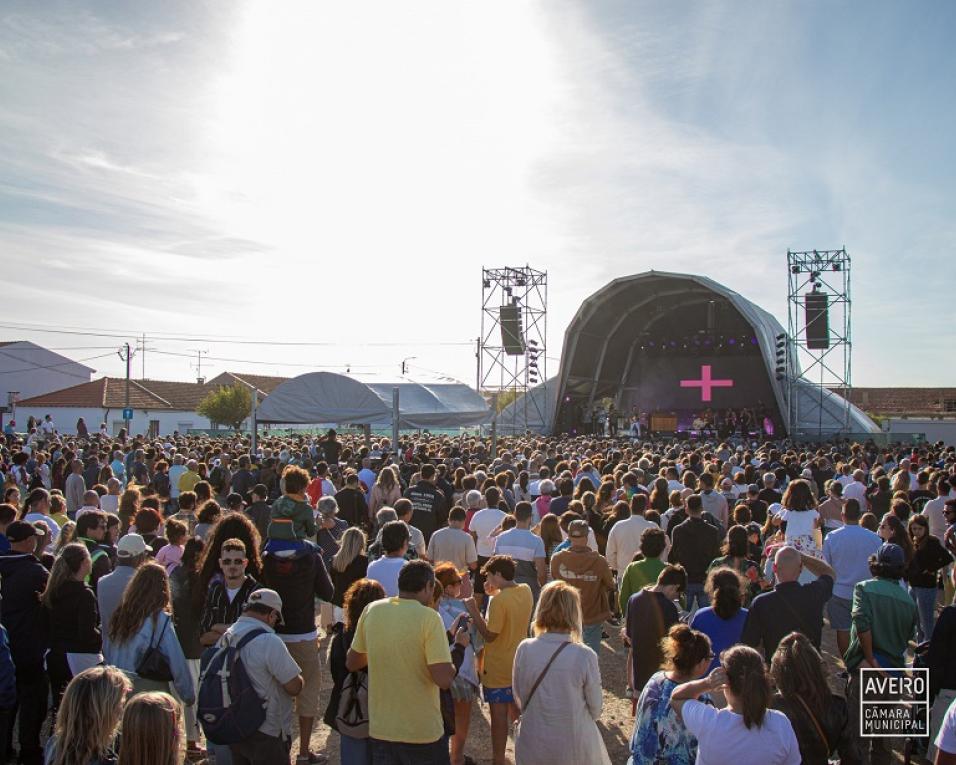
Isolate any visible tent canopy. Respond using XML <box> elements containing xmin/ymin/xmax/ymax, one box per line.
<box><xmin>256</xmin><ymin>371</ymin><xmax>490</xmax><ymax>429</ymax></box>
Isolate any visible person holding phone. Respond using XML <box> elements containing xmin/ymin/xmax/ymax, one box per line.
<box><xmin>435</xmin><ymin>562</ymin><xmax>480</xmax><ymax>765</ymax></box>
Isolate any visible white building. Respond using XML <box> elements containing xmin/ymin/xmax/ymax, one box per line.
<box><xmin>0</xmin><ymin>340</ymin><xmax>95</xmax><ymax>410</ymax></box>
<box><xmin>14</xmin><ymin>372</ymin><xmax>286</xmax><ymax>437</ymax></box>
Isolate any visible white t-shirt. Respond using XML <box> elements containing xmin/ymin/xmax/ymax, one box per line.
<box><xmin>682</xmin><ymin>699</ymin><xmax>801</xmax><ymax>765</ymax></box>
<box><xmin>222</xmin><ymin>616</ymin><xmax>302</xmax><ymax>738</ymax></box>
<box><xmin>843</xmin><ymin>480</ymin><xmax>867</xmax><ymax>505</ymax></box>
<box><xmin>366</xmin><ymin>556</ymin><xmax>406</xmax><ymax>597</ymax></box>
<box><xmin>470</xmin><ymin>507</ymin><xmax>507</xmax><ymax>558</ymax></box>
<box><xmin>935</xmin><ymin>694</ymin><xmax>956</xmax><ymax>756</ymax></box>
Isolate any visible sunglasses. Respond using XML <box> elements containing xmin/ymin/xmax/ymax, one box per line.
<box><xmin>220</xmin><ymin>558</ymin><xmax>246</xmax><ymax>566</ymax></box>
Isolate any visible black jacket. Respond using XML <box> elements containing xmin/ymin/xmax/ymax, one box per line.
<box><xmin>43</xmin><ymin>579</ymin><xmax>101</xmax><ymax>654</ymax></box>
<box><xmin>334</xmin><ymin>487</ymin><xmax>369</xmax><ymax>530</ymax></box>
<box><xmin>927</xmin><ymin>605</ymin><xmax>956</xmax><ymax>698</ymax></box>
<box><xmin>331</xmin><ymin>555</ymin><xmax>368</xmax><ymax>608</ymax></box>
<box><xmin>667</xmin><ymin>516</ymin><xmax>722</xmax><ymax>584</ymax></box>
<box><xmin>907</xmin><ymin>536</ymin><xmax>953</xmax><ymax>589</ymax></box>
<box><xmin>262</xmin><ymin>547</ymin><xmax>333</xmax><ymax>636</ymax></box>
<box><xmin>0</xmin><ymin>551</ymin><xmax>50</xmax><ymax>668</ymax></box>
<box><xmin>771</xmin><ymin>692</ymin><xmax>860</xmax><ymax>765</ymax></box>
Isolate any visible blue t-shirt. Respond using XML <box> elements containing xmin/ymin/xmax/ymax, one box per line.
<box><xmin>690</xmin><ymin>606</ymin><xmax>749</xmax><ymax>673</ymax></box>
<box><xmin>493</xmin><ymin>527</ymin><xmax>545</xmax><ymax>563</ymax></box>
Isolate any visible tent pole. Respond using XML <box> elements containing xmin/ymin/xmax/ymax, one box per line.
<box><xmin>392</xmin><ymin>387</ymin><xmax>400</xmax><ymax>462</ymax></box>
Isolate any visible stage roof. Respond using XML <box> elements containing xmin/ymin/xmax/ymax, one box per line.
<box><xmin>255</xmin><ymin>371</ymin><xmax>490</xmax><ymax>429</ymax></box>
<box><xmin>507</xmin><ymin>271</ymin><xmax>877</xmax><ymax>435</ymax></box>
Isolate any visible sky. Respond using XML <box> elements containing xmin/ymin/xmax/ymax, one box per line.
<box><xmin>1</xmin><ymin>0</ymin><xmax>953</xmax><ymax>390</ymax></box>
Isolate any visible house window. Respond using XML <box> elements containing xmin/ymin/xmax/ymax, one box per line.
<box><xmin>149</xmin><ymin>420</ymin><xmax>160</xmax><ymax>438</ymax></box>
<box><xmin>112</xmin><ymin>421</ymin><xmax>126</xmax><ymax>436</ymax></box>
<box><xmin>944</xmin><ymin>399</ymin><xmax>956</xmax><ymax>413</ymax></box>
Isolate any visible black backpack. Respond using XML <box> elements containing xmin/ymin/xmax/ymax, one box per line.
<box><xmin>197</xmin><ymin>628</ymin><xmax>268</xmax><ymax>745</ymax></box>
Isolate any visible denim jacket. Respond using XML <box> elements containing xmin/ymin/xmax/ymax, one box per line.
<box><xmin>103</xmin><ymin>610</ymin><xmax>195</xmax><ymax>704</ymax></box>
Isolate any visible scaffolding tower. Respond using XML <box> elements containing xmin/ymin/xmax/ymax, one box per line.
<box><xmin>478</xmin><ymin>266</ymin><xmax>548</xmax><ymax>433</ymax></box>
<box><xmin>787</xmin><ymin>248</ymin><xmax>852</xmax><ymax>437</ymax></box>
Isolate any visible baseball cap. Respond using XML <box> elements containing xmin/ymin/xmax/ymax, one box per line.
<box><xmin>876</xmin><ymin>543</ymin><xmax>905</xmax><ymax>568</ymax></box>
<box><xmin>6</xmin><ymin>521</ymin><xmax>39</xmax><ymax>543</ymax></box>
<box><xmin>244</xmin><ymin>588</ymin><xmax>285</xmax><ymax>622</ymax></box>
<box><xmin>568</xmin><ymin>519</ymin><xmax>590</xmax><ymax>538</ymax></box>
<box><xmin>117</xmin><ymin>533</ymin><xmax>149</xmax><ymax>558</ymax></box>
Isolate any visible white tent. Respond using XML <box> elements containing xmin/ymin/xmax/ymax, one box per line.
<box><xmin>256</xmin><ymin>371</ymin><xmax>490</xmax><ymax>429</ymax></box>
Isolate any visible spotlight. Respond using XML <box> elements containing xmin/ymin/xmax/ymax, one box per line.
<box><xmin>832</xmin><ymin>263</ymin><xmax>841</xmax><ymax>271</ymax></box>
<box><xmin>790</xmin><ymin>265</ymin><xmax>800</xmax><ymax>274</ymax></box>
<box><xmin>750</xmin><ymin>336</ymin><xmax>759</xmax><ymax>346</ymax></box>
<box><xmin>516</xmin><ymin>278</ymin><xmax>526</xmax><ymax>286</ymax></box>
<box><xmin>482</xmin><ymin>279</ymin><xmax>490</xmax><ymax>288</ymax></box>
<box><xmin>728</xmin><ymin>338</ymin><xmax>736</xmax><ymax>346</ymax></box>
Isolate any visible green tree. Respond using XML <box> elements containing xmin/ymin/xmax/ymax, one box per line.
<box><xmin>197</xmin><ymin>383</ymin><xmax>252</xmax><ymax>431</ymax></box>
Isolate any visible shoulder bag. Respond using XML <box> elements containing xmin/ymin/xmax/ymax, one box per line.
<box><xmin>136</xmin><ymin>614</ymin><xmax>174</xmax><ymax>682</ymax></box>
<box><xmin>512</xmin><ymin>640</ymin><xmax>571</xmax><ymax>739</ymax></box>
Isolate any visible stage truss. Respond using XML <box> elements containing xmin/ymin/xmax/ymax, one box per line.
<box><xmin>478</xmin><ymin>266</ymin><xmax>548</xmax><ymax>433</ymax></box>
<box><xmin>787</xmin><ymin>248</ymin><xmax>852</xmax><ymax>436</ymax></box>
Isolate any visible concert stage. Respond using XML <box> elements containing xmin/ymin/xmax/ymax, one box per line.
<box><xmin>497</xmin><ymin>271</ymin><xmax>878</xmax><ymax>437</ymax></box>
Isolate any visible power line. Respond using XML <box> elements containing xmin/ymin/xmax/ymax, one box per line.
<box><xmin>0</xmin><ymin>352</ymin><xmax>116</xmax><ymax>376</ymax></box>
<box><xmin>0</xmin><ymin>321</ymin><xmax>473</xmax><ymax>347</ymax></box>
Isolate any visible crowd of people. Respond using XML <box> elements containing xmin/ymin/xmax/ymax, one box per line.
<box><xmin>2</xmin><ymin>420</ymin><xmax>956</xmax><ymax>765</ymax></box>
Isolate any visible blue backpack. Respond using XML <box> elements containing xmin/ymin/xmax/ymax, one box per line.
<box><xmin>197</xmin><ymin>628</ymin><xmax>268</xmax><ymax>745</ymax></box>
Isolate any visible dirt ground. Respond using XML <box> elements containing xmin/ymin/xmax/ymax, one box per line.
<box><xmin>23</xmin><ymin>618</ymin><xmax>912</xmax><ymax>764</ymax></box>
<box><xmin>298</xmin><ymin>620</ymin><xmax>913</xmax><ymax>765</ymax></box>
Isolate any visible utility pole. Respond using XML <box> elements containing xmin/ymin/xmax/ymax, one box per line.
<box><xmin>141</xmin><ymin>332</ymin><xmax>146</xmax><ymax>379</ymax></box>
<box><xmin>189</xmin><ymin>349</ymin><xmax>209</xmax><ymax>384</ymax></box>
<box><xmin>118</xmin><ymin>343</ymin><xmax>135</xmax><ymax>434</ymax></box>
<box><xmin>401</xmin><ymin>356</ymin><xmax>416</xmax><ymax>376</ymax></box>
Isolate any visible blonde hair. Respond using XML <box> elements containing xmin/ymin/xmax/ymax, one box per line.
<box><xmin>332</xmin><ymin>526</ymin><xmax>366</xmax><ymax>573</ymax></box>
<box><xmin>118</xmin><ymin>692</ymin><xmax>181</xmax><ymax>765</ymax></box>
<box><xmin>50</xmin><ymin>666</ymin><xmax>130</xmax><ymax>765</ymax></box>
<box><xmin>532</xmin><ymin>580</ymin><xmax>583</xmax><ymax>643</ymax></box>
<box><xmin>53</xmin><ymin>521</ymin><xmax>77</xmax><ymax>555</ymax></box>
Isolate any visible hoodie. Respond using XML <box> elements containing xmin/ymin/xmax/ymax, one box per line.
<box><xmin>269</xmin><ymin>495</ymin><xmax>316</xmax><ymax>540</ymax></box>
<box><xmin>0</xmin><ymin>551</ymin><xmax>50</xmax><ymax>667</ymax></box>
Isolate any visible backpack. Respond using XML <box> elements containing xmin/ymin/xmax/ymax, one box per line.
<box><xmin>335</xmin><ymin>669</ymin><xmax>369</xmax><ymax>739</ymax></box>
<box><xmin>197</xmin><ymin>627</ymin><xmax>268</xmax><ymax>745</ymax></box>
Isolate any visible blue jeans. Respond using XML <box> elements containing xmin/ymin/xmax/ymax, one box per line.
<box><xmin>910</xmin><ymin>585</ymin><xmax>937</xmax><ymax>642</ymax></box>
<box><xmin>371</xmin><ymin>738</ymin><xmax>450</xmax><ymax>765</ymax></box>
<box><xmin>685</xmin><ymin>583</ymin><xmax>710</xmax><ymax>612</ymax></box>
<box><xmin>341</xmin><ymin>733</ymin><xmax>373</xmax><ymax>765</ymax></box>
<box><xmin>583</xmin><ymin>623</ymin><xmax>603</xmax><ymax>654</ymax></box>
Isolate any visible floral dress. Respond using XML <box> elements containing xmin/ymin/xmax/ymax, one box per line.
<box><xmin>630</xmin><ymin>671</ymin><xmax>713</xmax><ymax>765</ymax></box>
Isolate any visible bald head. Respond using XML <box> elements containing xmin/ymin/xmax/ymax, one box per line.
<box><xmin>774</xmin><ymin>546</ymin><xmax>802</xmax><ymax>582</ymax></box>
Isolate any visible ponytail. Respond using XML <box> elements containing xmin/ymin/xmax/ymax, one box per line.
<box><xmin>722</xmin><ymin>645</ymin><xmax>771</xmax><ymax>729</ymax></box>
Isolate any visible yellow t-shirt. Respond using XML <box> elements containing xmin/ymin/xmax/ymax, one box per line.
<box><xmin>351</xmin><ymin>597</ymin><xmax>452</xmax><ymax>744</ymax></box>
<box><xmin>178</xmin><ymin>471</ymin><xmax>200</xmax><ymax>493</ymax></box>
<box><xmin>480</xmin><ymin>583</ymin><xmax>533</xmax><ymax>689</ymax></box>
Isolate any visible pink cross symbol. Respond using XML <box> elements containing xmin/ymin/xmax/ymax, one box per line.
<box><xmin>680</xmin><ymin>365</ymin><xmax>734</xmax><ymax>402</ymax></box>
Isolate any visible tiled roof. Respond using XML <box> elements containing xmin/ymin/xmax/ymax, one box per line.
<box><xmin>17</xmin><ymin>372</ymin><xmax>292</xmax><ymax>411</ymax></box>
<box><xmin>834</xmin><ymin>388</ymin><xmax>956</xmax><ymax>417</ymax></box>
<box><xmin>18</xmin><ymin>377</ymin><xmax>213</xmax><ymax>410</ymax></box>
<box><xmin>206</xmin><ymin>372</ymin><xmax>288</xmax><ymax>396</ymax></box>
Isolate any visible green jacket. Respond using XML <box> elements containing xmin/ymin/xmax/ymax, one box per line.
<box><xmin>844</xmin><ymin>576</ymin><xmax>917</xmax><ymax>672</ymax></box>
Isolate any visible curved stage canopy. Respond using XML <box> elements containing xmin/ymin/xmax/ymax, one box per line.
<box><xmin>256</xmin><ymin>371</ymin><xmax>490</xmax><ymax>430</ymax></box>
<box><xmin>502</xmin><ymin>271</ymin><xmax>876</xmax><ymax>436</ymax></box>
